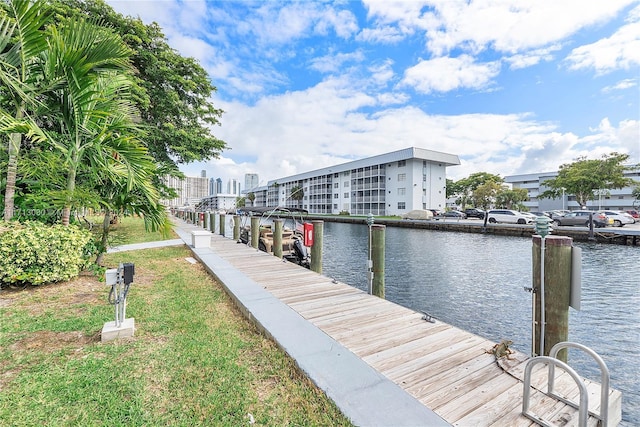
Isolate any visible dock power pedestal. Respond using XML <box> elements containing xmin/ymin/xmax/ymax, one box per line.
<box><xmin>101</xmin><ymin>263</ymin><xmax>136</xmax><ymax>342</ymax></box>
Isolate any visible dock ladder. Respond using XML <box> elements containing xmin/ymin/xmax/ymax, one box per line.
<box><xmin>522</xmin><ymin>341</ymin><xmax>611</xmax><ymax>427</ymax></box>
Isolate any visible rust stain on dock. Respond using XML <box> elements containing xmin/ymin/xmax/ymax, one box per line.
<box><xmin>206</xmin><ymin>233</ymin><xmax>621</xmax><ymax>426</ymax></box>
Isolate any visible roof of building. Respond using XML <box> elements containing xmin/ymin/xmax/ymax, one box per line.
<box><xmin>266</xmin><ymin>147</ymin><xmax>460</xmax><ymax>185</ymax></box>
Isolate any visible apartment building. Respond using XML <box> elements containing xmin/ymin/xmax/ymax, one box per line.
<box><xmin>243</xmin><ymin>147</ymin><xmax>460</xmax><ymax>216</ymax></box>
<box><xmin>505</xmin><ymin>168</ymin><xmax>640</xmax><ymax>211</ymax></box>
<box><xmin>161</xmin><ymin>175</ymin><xmax>209</xmax><ymax>207</ymax></box>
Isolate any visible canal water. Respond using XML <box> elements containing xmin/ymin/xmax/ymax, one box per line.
<box><xmin>320</xmin><ymin>222</ymin><xmax>639</xmax><ymax>425</ymax></box>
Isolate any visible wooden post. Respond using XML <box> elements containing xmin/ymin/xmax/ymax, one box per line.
<box><xmin>371</xmin><ymin>224</ymin><xmax>385</xmax><ymax>299</ymax></box>
<box><xmin>251</xmin><ymin>217</ymin><xmax>260</xmax><ymax>249</ymax></box>
<box><xmin>219</xmin><ymin>214</ymin><xmax>226</xmax><ymax>237</ymax></box>
<box><xmin>233</xmin><ymin>215</ymin><xmax>240</xmax><ymax>240</ymax></box>
<box><xmin>209</xmin><ymin>212</ymin><xmax>215</xmax><ymax>233</ymax></box>
<box><xmin>273</xmin><ymin>219</ymin><xmax>283</xmax><ymax>258</ymax></box>
<box><xmin>310</xmin><ymin>220</ymin><xmax>323</xmax><ymax>273</ymax></box>
<box><xmin>533</xmin><ymin>235</ymin><xmax>572</xmax><ymax>361</ymax></box>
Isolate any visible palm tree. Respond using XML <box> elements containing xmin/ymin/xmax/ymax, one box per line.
<box><xmin>40</xmin><ymin>17</ymin><xmax>136</xmax><ymax>225</ymax></box>
<box><xmin>0</xmin><ymin>0</ymin><xmax>51</xmax><ymax>220</ymax></box>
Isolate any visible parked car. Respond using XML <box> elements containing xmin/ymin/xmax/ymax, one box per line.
<box><xmin>464</xmin><ymin>208</ymin><xmax>485</xmax><ymax>219</ymax></box>
<box><xmin>598</xmin><ymin>210</ymin><xmax>635</xmax><ymax>227</ymax></box>
<box><xmin>552</xmin><ymin>210</ymin><xmax>610</xmax><ymax>228</ymax></box>
<box><xmin>428</xmin><ymin>209</ymin><xmax>443</xmax><ymax>217</ymax></box>
<box><xmin>487</xmin><ymin>209</ymin><xmax>535</xmax><ymax>224</ymax></box>
<box><xmin>625</xmin><ymin>210</ymin><xmax>639</xmax><ymax>219</ymax></box>
<box><xmin>529</xmin><ymin>211</ymin><xmax>548</xmax><ymax>218</ymax></box>
<box><xmin>440</xmin><ymin>210</ymin><xmax>467</xmax><ymax>219</ymax></box>
<box><xmin>543</xmin><ymin>210</ymin><xmax>570</xmax><ymax>219</ymax></box>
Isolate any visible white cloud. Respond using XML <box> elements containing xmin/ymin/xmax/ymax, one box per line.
<box><xmin>565</xmin><ymin>7</ymin><xmax>640</xmax><ymax>74</ymax></box>
<box><xmin>601</xmin><ymin>78</ymin><xmax>638</xmax><ymax>93</ymax></box>
<box><xmin>400</xmin><ymin>55</ymin><xmax>501</xmax><ymax>94</ymax></box>
<box><xmin>309</xmin><ymin>50</ymin><xmax>365</xmax><ymax>73</ymax></box>
<box><xmin>362</xmin><ymin>0</ymin><xmax>635</xmax><ymax>56</ymax></box>
<box><xmin>505</xmin><ymin>45</ymin><xmax>561</xmax><ymax>70</ymax></box>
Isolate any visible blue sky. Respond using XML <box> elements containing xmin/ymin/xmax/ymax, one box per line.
<box><xmin>107</xmin><ymin>0</ymin><xmax>640</xmax><ymax>185</ymax></box>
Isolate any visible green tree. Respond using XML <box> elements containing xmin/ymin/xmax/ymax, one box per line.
<box><xmin>0</xmin><ymin>0</ymin><xmax>51</xmax><ymax>220</ymax></box>
<box><xmin>235</xmin><ymin>196</ymin><xmax>245</xmax><ymax>208</ymax></box>
<box><xmin>50</xmin><ymin>0</ymin><xmax>227</xmax><ymax>173</ymax></box>
<box><xmin>41</xmin><ymin>17</ymin><xmax>144</xmax><ymax>226</ymax></box>
<box><xmin>247</xmin><ymin>191</ymin><xmax>255</xmax><ymax>206</ymax></box>
<box><xmin>495</xmin><ymin>187</ymin><xmax>529</xmax><ymax>210</ymax></box>
<box><xmin>452</xmin><ymin>172</ymin><xmax>503</xmax><ymax>208</ymax></box>
<box><xmin>539</xmin><ymin>152</ymin><xmax>633</xmax><ymax>207</ymax></box>
<box><xmin>290</xmin><ymin>185</ymin><xmax>304</xmax><ymax>208</ymax></box>
<box><xmin>472</xmin><ymin>181</ymin><xmax>503</xmax><ymax>211</ymax></box>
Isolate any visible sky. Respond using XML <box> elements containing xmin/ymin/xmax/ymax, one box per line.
<box><xmin>106</xmin><ymin>0</ymin><xmax>640</xmax><ymax>185</ymax></box>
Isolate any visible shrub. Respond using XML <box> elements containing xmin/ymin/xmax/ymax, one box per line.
<box><xmin>338</xmin><ymin>210</ymin><xmax>350</xmax><ymax>216</ymax></box>
<box><xmin>0</xmin><ymin>221</ymin><xmax>93</xmax><ymax>287</ymax></box>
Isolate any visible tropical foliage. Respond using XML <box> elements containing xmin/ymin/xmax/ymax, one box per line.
<box><xmin>0</xmin><ymin>0</ymin><xmax>225</xmax><ymax>281</ymax></box>
<box><xmin>538</xmin><ymin>152</ymin><xmax>634</xmax><ymax>207</ymax></box>
<box><xmin>0</xmin><ymin>220</ymin><xmax>93</xmax><ymax>287</ymax></box>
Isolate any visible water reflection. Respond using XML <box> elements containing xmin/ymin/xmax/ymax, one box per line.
<box><xmin>321</xmin><ymin>222</ymin><xmax>639</xmax><ymax>425</ymax></box>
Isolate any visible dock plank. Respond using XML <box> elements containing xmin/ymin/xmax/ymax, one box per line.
<box><xmin>198</xmin><ymin>231</ymin><xmax>621</xmax><ymax>427</ymax></box>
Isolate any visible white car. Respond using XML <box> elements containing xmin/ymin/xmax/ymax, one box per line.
<box><xmin>598</xmin><ymin>210</ymin><xmax>635</xmax><ymax>227</ymax></box>
<box><xmin>487</xmin><ymin>209</ymin><xmax>535</xmax><ymax>224</ymax></box>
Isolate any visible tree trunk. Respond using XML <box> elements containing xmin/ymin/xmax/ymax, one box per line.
<box><xmin>61</xmin><ymin>156</ymin><xmax>78</xmax><ymax>226</ymax></box>
<box><xmin>95</xmin><ymin>208</ymin><xmax>111</xmax><ymax>265</ymax></box>
<box><xmin>3</xmin><ymin>106</ymin><xmax>25</xmax><ymax>220</ymax></box>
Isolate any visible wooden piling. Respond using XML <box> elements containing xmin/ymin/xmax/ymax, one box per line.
<box><xmin>209</xmin><ymin>212</ymin><xmax>215</xmax><ymax>233</ymax></box>
<box><xmin>310</xmin><ymin>220</ymin><xmax>323</xmax><ymax>274</ymax></box>
<box><xmin>233</xmin><ymin>215</ymin><xmax>240</xmax><ymax>240</ymax></box>
<box><xmin>273</xmin><ymin>219</ymin><xmax>283</xmax><ymax>258</ymax></box>
<box><xmin>371</xmin><ymin>224</ymin><xmax>385</xmax><ymax>298</ymax></box>
<box><xmin>219</xmin><ymin>214</ymin><xmax>226</xmax><ymax>237</ymax></box>
<box><xmin>251</xmin><ymin>217</ymin><xmax>260</xmax><ymax>249</ymax></box>
<box><xmin>533</xmin><ymin>235</ymin><xmax>572</xmax><ymax>361</ymax></box>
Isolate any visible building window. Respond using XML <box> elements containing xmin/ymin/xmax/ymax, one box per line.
<box><xmin>344</xmin><ymin>181</ymin><xmax>349</xmax><ymax>187</ymax></box>
<box><xmin>334</xmin><ymin>182</ymin><xmax>339</xmax><ymax>188</ymax></box>
<box><xmin>423</xmin><ymin>174</ymin><xmax>426</xmax><ymax>181</ymax></box>
<box><xmin>398</xmin><ymin>202</ymin><xmax>405</xmax><ymax>209</ymax></box>
<box><xmin>398</xmin><ymin>173</ymin><xmax>406</xmax><ymax>181</ymax></box>
<box><xmin>344</xmin><ymin>192</ymin><xmax>349</xmax><ymax>198</ymax></box>
<box><xmin>334</xmin><ymin>173</ymin><xmax>338</xmax><ymax>178</ymax></box>
<box><xmin>398</xmin><ymin>160</ymin><xmax>406</xmax><ymax>167</ymax></box>
<box><xmin>397</xmin><ymin>188</ymin><xmax>406</xmax><ymax>195</ymax></box>
<box><xmin>334</xmin><ymin>194</ymin><xmax>338</xmax><ymax>199</ymax></box>
<box><xmin>333</xmin><ymin>204</ymin><xmax>338</xmax><ymax>209</ymax></box>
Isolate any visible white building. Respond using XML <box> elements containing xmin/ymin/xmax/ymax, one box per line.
<box><xmin>243</xmin><ymin>147</ymin><xmax>460</xmax><ymax>216</ymax></box>
<box><xmin>244</xmin><ymin>173</ymin><xmax>259</xmax><ymax>191</ymax></box>
<box><xmin>505</xmin><ymin>168</ymin><xmax>640</xmax><ymax>211</ymax></box>
<box><xmin>161</xmin><ymin>175</ymin><xmax>208</xmax><ymax>207</ymax></box>
<box><xmin>196</xmin><ymin>194</ymin><xmax>238</xmax><ymax>212</ymax></box>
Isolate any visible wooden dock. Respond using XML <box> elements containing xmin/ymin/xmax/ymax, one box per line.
<box><xmin>204</xmin><ymin>233</ymin><xmax>622</xmax><ymax>426</ymax></box>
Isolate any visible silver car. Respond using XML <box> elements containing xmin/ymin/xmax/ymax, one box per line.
<box><xmin>598</xmin><ymin>210</ymin><xmax>635</xmax><ymax>227</ymax></box>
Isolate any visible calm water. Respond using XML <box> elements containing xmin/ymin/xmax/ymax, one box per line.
<box><xmin>320</xmin><ymin>222</ymin><xmax>640</xmax><ymax>425</ymax></box>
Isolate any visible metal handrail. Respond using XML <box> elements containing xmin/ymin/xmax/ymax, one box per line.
<box><xmin>548</xmin><ymin>341</ymin><xmax>610</xmax><ymax>427</ymax></box>
<box><xmin>522</xmin><ymin>356</ymin><xmax>588</xmax><ymax>427</ymax></box>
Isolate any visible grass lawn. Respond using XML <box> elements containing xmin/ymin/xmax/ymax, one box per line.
<box><xmin>0</xmin><ymin>218</ymin><xmax>352</xmax><ymax>426</ymax></box>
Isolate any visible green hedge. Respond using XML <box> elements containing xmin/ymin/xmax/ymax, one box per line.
<box><xmin>0</xmin><ymin>221</ymin><xmax>92</xmax><ymax>287</ymax></box>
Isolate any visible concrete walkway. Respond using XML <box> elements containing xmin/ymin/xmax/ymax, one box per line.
<box><xmin>159</xmin><ymin>221</ymin><xmax>450</xmax><ymax>426</ymax></box>
<box><xmin>106</xmin><ymin>239</ymin><xmax>184</xmax><ymax>253</ymax></box>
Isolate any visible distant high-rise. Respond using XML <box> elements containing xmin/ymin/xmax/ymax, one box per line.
<box><xmin>244</xmin><ymin>173</ymin><xmax>259</xmax><ymax>191</ymax></box>
<box><xmin>227</xmin><ymin>178</ymin><xmax>240</xmax><ymax>196</ymax></box>
<box><xmin>201</xmin><ymin>170</ymin><xmax>207</xmax><ymax>178</ymax></box>
<box><xmin>211</xmin><ymin>178</ymin><xmax>222</xmax><ymax>195</ymax></box>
